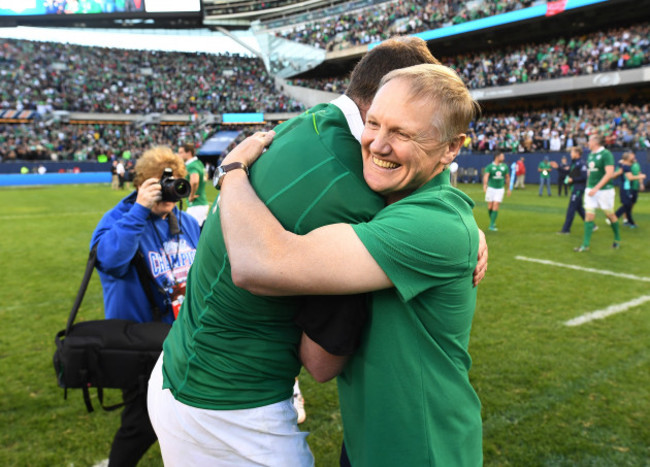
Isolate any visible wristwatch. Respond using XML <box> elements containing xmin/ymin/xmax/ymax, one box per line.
<box><xmin>214</xmin><ymin>162</ymin><xmax>249</xmax><ymax>189</ymax></box>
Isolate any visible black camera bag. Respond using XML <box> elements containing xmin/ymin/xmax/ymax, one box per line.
<box><xmin>53</xmin><ymin>246</ymin><xmax>171</xmax><ymax>413</ymax></box>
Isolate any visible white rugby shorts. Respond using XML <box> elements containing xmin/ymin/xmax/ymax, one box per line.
<box><xmin>148</xmin><ymin>354</ymin><xmax>314</xmax><ymax>466</ymax></box>
<box><xmin>584</xmin><ymin>187</ymin><xmax>615</xmax><ymax>211</ymax></box>
<box><xmin>485</xmin><ymin>186</ymin><xmax>505</xmax><ymax>203</ymax></box>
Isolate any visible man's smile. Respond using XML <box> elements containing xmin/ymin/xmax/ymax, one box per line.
<box><xmin>372</xmin><ymin>157</ymin><xmax>399</xmax><ymax>169</ymax></box>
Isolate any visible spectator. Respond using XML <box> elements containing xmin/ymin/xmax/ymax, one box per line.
<box><xmin>538</xmin><ymin>156</ymin><xmax>552</xmax><ymax>196</ymax></box>
<box><xmin>90</xmin><ymin>146</ymin><xmax>201</xmax><ymax>467</ymax></box>
<box><xmin>514</xmin><ymin>156</ymin><xmax>526</xmax><ymax>189</ymax></box>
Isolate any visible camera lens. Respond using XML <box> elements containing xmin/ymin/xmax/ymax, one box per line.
<box><xmin>161</xmin><ymin>176</ymin><xmax>190</xmax><ymax>202</ymax></box>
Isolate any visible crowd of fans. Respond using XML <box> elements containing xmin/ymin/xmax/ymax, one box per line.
<box><xmin>464</xmin><ymin>103</ymin><xmax>650</xmax><ymax>154</ymax></box>
<box><xmin>0</xmin><ymin>39</ymin><xmax>304</xmax><ymax>115</ymax></box>
<box><xmin>3</xmin><ymin>102</ymin><xmax>647</xmax><ymax>163</ymax></box>
<box><xmin>448</xmin><ymin>22</ymin><xmax>650</xmax><ymax>88</ymax></box>
<box><xmin>207</xmin><ymin>0</ymin><xmax>320</xmax><ymax>15</ymax></box>
<box><xmin>2</xmin><ymin>5</ymin><xmax>649</xmax><ymax>164</ymax></box>
<box><xmin>274</xmin><ymin>0</ymin><xmax>536</xmax><ymax>51</ymax></box>
<box><xmin>290</xmin><ymin>21</ymin><xmax>650</xmax><ymax>91</ymax></box>
<box><xmin>0</xmin><ymin>122</ymin><xmax>216</xmax><ymax>162</ymax></box>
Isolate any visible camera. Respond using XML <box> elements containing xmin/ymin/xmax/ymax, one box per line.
<box><xmin>160</xmin><ymin>168</ymin><xmax>190</xmax><ymax>202</ymax></box>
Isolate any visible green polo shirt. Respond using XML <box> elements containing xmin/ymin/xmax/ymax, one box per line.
<box><xmin>339</xmin><ymin>171</ymin><xmax>482</xmax><ymax>467</ymax></box>
<box><xmin>162</xmin><ymin>100</ymin><xmax>384</xmax><ymax>409</ymax></box>
<box><xmin>586</xmin><ymin>148</ymin><xmax>615</xmax><ymax>189</ymax></box>
<box><xmin>538</xmin><ymin>160</ymin><xmax>552</xmax><ymax>179</ymax></box>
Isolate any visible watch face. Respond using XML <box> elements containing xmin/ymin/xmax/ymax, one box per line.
<box><xmin>213</xmin><ymin>166</ymin><xmax>225</xmax><ymax>188</ymax></box>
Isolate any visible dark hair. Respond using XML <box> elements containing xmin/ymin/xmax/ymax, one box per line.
<box><xmin>345</xmin><ymin>36</ymin><xmax>439</xmax><ymax>109</ymax></box>
<box><xmin>181</xmin><ymin>143</ymin><xmax>195</xmax><ymax>157</ymax></box>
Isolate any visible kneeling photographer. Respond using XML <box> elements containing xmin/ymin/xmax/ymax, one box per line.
<box><xmin>90</xmin><ymin>146</ymin><xmax>201</xmax><ymax>467</ymax></box>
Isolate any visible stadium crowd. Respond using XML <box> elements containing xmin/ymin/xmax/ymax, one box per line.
<box><xmin>3</xmin><ymin>102</ymin><xmax>647</xmax><ymax>163</ymax></box>
<box><xmin>3</xmin><ymin>19</ymin><xmax>647</xmax><ymax>120</ymax></box>
<box><xmin>464</xmin><ymin>103</ymin><xmax>650</xmax><ymax>154</ymax></box>
<box><xmin>2</xmin><ymin>12</ymin><xmax>648</xmax><ymax>163</ymax></box>
<box><xmin>208</xmin><ymin>0</ymin><xmax>316</xmax><ymax>15</ymax></box>
<box><xmin>290</xmin><ymin>21</ymin><xmax>650</xmax><ymax>90</ymax></box>
<box><xmin>0</xmin><ymin>122</ymin><xmax>216</xmax><ymax>162</ymax></box>
<box><xmin>447</xmin><ymin>22</ymin><xmax>649</xmax><ymax>88</ymax></box>
<box><xmin>0</xmin><ymin>39</ymin><xmax>304</xmax><ymax>115</ymax></box>
<box><xmin>275</xmin><ymin>0</ymin><xmax>536</xmax><ymax>51</ymax></box>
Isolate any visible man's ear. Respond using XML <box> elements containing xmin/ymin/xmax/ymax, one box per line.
<box><xmin>441</xmin><ymin>134</ymin><xmax>466</xmax><ymax>166</ymax></box>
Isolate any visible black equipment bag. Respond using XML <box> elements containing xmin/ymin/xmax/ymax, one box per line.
<box><xmin>53</xmin><ymin>246</ymin><xmax>171</xmax><ymax>413</ymax></box>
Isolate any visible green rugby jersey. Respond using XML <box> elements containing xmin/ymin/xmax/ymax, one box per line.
<box><xmin>484</xmin><ymin>162</ymin><xmax>508</xmax><ymax>189</ymax></box>
<box><xmin>586</xmin><ymin>148</ymin><xmax>615</xmax><ymax>189</ymax></box>
<box><xmin>162</xmin><ymin>100</ymin><xmax>384</xmax><ymax>409</ymax></box>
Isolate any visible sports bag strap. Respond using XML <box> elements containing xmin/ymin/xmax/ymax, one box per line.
<box><xmin>65</xmin><ymin>246</ymin><xmax>98</xmax><ymax>335</ymax></box>
<box><xmin>131</xmin><ymin>250</ymin><xmax>168</xmax><ymax>322</ymax></box>
<box><xmin>80</xmin><ymin>369</ymin><xmax>94</xmax><ymax>413</ymax></box>
<box><xmin>97</xmin><ymin>388</ymin><xmax>129</xmax><ymax>412</ymax></box>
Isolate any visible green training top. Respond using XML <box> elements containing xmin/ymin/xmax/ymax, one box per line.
<box><xmin>185</xmin><ymin>158</ymin><xmax>208</xmax><ymax>207</ymax></box>
<box><xmin>162</xmin><ymin>101</ymin><xmax>384</xmax><ymax>409</ymax></box>
<box><xmin>340</xmin><ymin>171</ymin><xmax>482</xmax><ymax>467</ymax></box>
<box><xmin>484</xmin><ymin>162</ymin><xmax>508</xmax><ymax>188</ymax></box>
<box><xmin>538</xmin><ymin>160</ymin><xmax>552</xmax><ymax>179</ymax></box>
<box><xmin>586</xmin><ymin>147</ymin><xmax>615</xmax><ymax>189</ymax></box>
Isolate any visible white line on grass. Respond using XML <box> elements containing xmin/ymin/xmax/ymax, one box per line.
<box><xmin>565</xmin><ymin>295</ymin><xmax>650</xmax><ymax>326</ymax></box>
<box><xmin>515</xmin><ymin>256</ymin><xmax>650</xmax><ymax>282</ymax></box>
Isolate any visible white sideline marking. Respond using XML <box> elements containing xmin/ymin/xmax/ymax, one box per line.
<box><xmin>565</xmin><ymin>296</ymin><xmax>650</xmax><ymax>326</ymax></box>
<box><xmin>515</xmin><ymin>256</ymin><xmax>650</xmax><ymax>282</ymax></box>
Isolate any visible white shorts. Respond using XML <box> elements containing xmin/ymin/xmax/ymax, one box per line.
<box><xmin>148</xmin><ymin>355</ymin><xmax>314</xmax><ymax>466</ymax></box>
<box><xmin>186</xmin><ymin>204</ymin><xmax>210</xmax><ymax>227</ymax></box>
<box><xmin>584</xmin><ymin>188</ymin><xmax>615</xmax><ymax>211</ymax></box>
<box><xmin>485</xmin><ymin>187</ymin><xmax>505</xmax><ymax>203</ymax></box>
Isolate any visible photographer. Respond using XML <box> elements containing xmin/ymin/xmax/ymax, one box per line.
<box><xmin>90</xmin><ymin>146</ymin><xmax>200</xmax><ymax>467</ymax></box>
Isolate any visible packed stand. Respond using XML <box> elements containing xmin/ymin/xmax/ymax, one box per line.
<box><xmin>275</xmin><ymin>0</ymin><xmax>535</xmax><ymax>51</ymax></box>
<box><xmin>446</xmin><ymin>22</ymin><xmax>650</xmax><ymax>88</ymax></box>
<box><xmin>286</xmin><ymin>76</ymin><xmax>349</xmax><ymax>93</ymax></box>
<box><xmin>3</xmin><ymin>103</ymin><xmax>648</xmax><ymax>163</ymax></box>
<box><xmin>0</xmin><ymin>122</ymin><xmax>218</xmax><ymax>162</ymax></box>
<box><xmin>0</xmin><ymin>39</ymin><xmax>304</xmax><ymax>115</ymax></box>
<box><xmin>464</xmin><ymin>103</ymin><xmax>650</xmax><ymax>153</ymax></box>
<box><xmin>291</xmin><ymin>22</ymin><xmax>650</xmax><ymax>91</ymax></box>
<box><xmin>207</xmin><ymin>0</ymin><xmax>317</xmax><ymax>15</ymax></box>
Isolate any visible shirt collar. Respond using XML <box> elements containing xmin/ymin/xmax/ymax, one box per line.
<box><xmin>185</xmin><ymin>156</ymin><xmax>198</xmax><ymax>165</ymax></box>
<box><xmin>330</xmin><ymin>94</ymin><xmax>364</xmax><ymax>143</ymax></box>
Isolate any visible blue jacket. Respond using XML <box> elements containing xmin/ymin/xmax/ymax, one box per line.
<box><xmin>90</xmin><ymin>191</ymin><xmax>201</xmax><ymax>324</ymax></box>
<box><xmin>568</xmin><ymin>158</ymin><xmax>587</xmax><ymax>191</ymax></box>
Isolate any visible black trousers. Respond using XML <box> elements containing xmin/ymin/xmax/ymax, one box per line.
<box><xmin>108</xmin><ymin>385</ymin><xmax>157</xmax><ymax>467</ymax></box>
<box><xmin>558</xmin><ymin>180</ymin><xmax>569</xmax><ymax>196</ymax></box>
<box><xmin>616</xmin><ymin>189</ymin><xmax>638</xmax><ymax>225</ymax></box>
<box><xmin>561</xmin><ymin>189</ymin><xmax>585</xmax><ymax>233</ymax></box>
<box><xmin>340</xmin><ymin>442</ymin><xmax>352</xmax><ymax>467</ymax></box>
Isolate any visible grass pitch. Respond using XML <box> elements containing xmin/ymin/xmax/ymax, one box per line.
<box><xmin>1</xmin><ymin>182</ymin><xmax>648</xmax><ymax>466</ymax></box>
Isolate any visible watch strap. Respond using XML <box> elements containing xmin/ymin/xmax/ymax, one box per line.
<box><xmin>215</xmin><ymin>162</ymin><xmax>249</xmax><ymax>188</ymax></box>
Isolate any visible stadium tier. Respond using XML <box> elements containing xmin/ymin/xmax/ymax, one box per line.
<box><xmin>0</xmin><ymin>0</ymin><xmax>648</xmax><ymax>167</ymax></box>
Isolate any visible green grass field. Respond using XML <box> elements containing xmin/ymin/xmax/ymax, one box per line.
<box><xmin>1</xmin><ymin>182</ymin><xmax>648</xmax><ymax>466</ymax></box>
